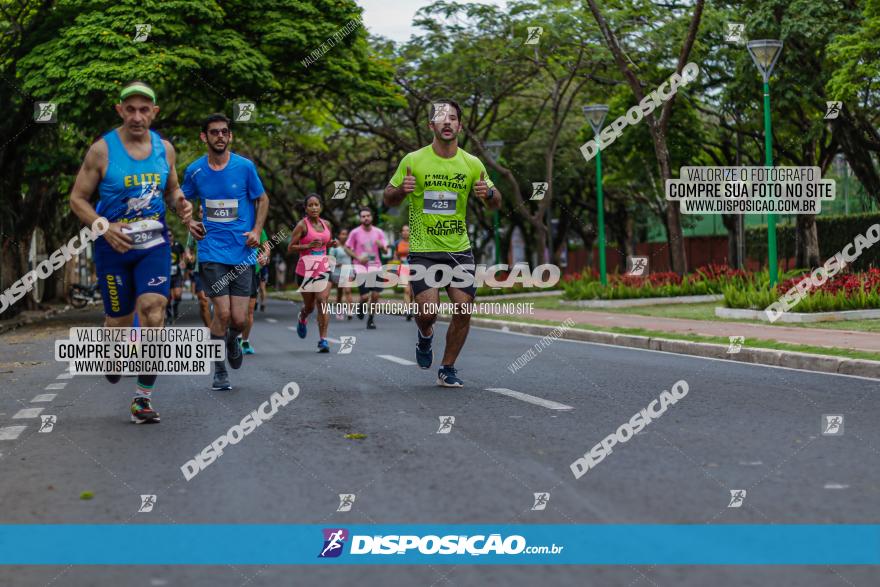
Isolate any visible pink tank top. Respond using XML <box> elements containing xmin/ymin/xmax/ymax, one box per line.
<box><xmin>296</xmin><ymin>218</ymin><xmax>332</xmax><ymax>277</ymax></box>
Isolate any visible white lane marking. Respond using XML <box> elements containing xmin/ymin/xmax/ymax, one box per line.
<box><xmin>377</xmin><ymin>354</ymin><xmax>417</xmax><ymax>366</ymax></box>
<box><xmin>469</xmin><ymin>325</ymin><xmax>880</xmax><ymax>382</ymax></box>
<box><xmin>824</xmin><ymin>483</ymin><xmax>849</xmax><ymax>490</ymax></box>
<box><xmin>739</xmin><ymin>461</ymin><xmax>764</xmax><ymax>466</ymax></box>
<box><xmin>31</xmin><ymin>394</ymin><xmax>57</xmax><ymax>403</ymax></box>
<box><xmin>485</xmin><ymin>388</ymin><xmax>573</xmax><ymax>411</ymax></box>
<box><xmin>56</xmin><ymin>372</ymin><xmax>74</xmax><ymax>379</ymax></box>
<box><xmin>266</xmin><ymin>318</ymin><xmax>278</xmax><ymax>323</ymax></box>
<box><xmin>44</xmin><ymin>382</ymin><xmax>66</xmax><ymax>390</ymax></box>
<box><xmin>13</xmin><ymin>407</ymin><xmax>44</xmax><ymax>419</ymax></box>
<box><xmin>287</xmin><ymin>326</ymin><xmax>297</xmax><ymax>331</ymax></box>
<box><xmin>0</xmin><ymin>426</ymin><xmax>27</xmax><ymax>440</ymax></box>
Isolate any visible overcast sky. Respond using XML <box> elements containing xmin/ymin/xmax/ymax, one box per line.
<box><xmin>358</xmin><ymin>0</ymin><xmax>506</xmax><ymax>43</ymax></box>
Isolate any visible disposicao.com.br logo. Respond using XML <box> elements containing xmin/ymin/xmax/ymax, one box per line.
<box><xmin>318</xmin><ymin>529</ymin><xmax>563</xmax><ymax>558</ymax></box>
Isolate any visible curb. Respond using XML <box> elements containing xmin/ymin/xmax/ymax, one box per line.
<box><xmin>561</xmin><ymin>294</ymin><xmax>722</xmax><ymax>308</ymax></box>
<box><xmin>453</xmin><ymin>316</ymin><xmax>880</xmax><ymax>380</ymax></box>
<box><xmin>715</xmin><ymin>305</ymin><xmax>880</xmax><ymax>323</ymax></box>
<box><xmin>0</xmin><ymin>306</ymin><xmax>67</xmax><ymax>336</ymax></box>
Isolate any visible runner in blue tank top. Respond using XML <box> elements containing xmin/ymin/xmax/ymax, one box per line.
<box><xmin>69</xmin><ymin>81</ymin><xmax>193</xmax><ymax>424</ymax></box>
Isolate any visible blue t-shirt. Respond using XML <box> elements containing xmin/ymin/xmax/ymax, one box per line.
<box><xmin>182</xmin><ymin>153</ymin><xmax>265</xmax><ymax>265</ymax></box>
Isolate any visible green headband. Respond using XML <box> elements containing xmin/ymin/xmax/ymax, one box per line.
<box><xmin>120</xmin><ymin>84</ymin><xmax>156</xmax><ymax>103</ymax></box>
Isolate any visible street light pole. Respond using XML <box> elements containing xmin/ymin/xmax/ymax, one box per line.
<box><xmin>748</xmin><ymin>39</ymin><xmax>783</xmax><ymax>286</ymax></box>
<box><xmin>485</xmin><ymin>140</ymin><xmax>504</xmax><ymax>265</ymax></box>
<box><xmin>583</xmin><ymin>105</ymin><xmax>609</xmax><ymax>286</ymax></box>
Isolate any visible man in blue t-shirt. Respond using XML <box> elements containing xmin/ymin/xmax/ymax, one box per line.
<box><xmin>183</xmin><ymin>113</ymin><xmax>269</xmax><ymax>392</ymax></box>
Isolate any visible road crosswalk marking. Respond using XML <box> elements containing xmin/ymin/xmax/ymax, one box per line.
<box><xmin>31</xmin><ymin>394</ymin><xmax>57</xmax><ymax>403</ymax></box>
<box><xmin>56</xmin><ymin>372</ymin><xmax>74</xmax><ymax>379</ymax></box>
<box><xmin>265</xmin><ymin>318</ymin><xmax>278</xmax><ymax>323</ymax></box>
<box><xmin>377</xmin><ymin>354</ymin><xmax>416</xmax><ymax>366</ymax></box>
<box><xmin>0</xmin><ymin>426</ymin><xmax>27</xmax><ymax>440</ymax></box>
<box><xmin>44</xmin><ymin>382</ymin><xmax>66</xmax><ymax>390</ymax></box>
<box><xmin>484</xmin><ymin>388</ymin><xmax>573</xmax><ymax>411</ymax></box>
<box><xmin>13</xmin><ymin>407</ymin><xmax>44</xmax><ymax>419</ymax></box>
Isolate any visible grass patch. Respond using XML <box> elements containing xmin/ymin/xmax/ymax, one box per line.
<box><xmin>469</xmin><ymin>315</ymin><xmax>880</xmax><ymax>362</ymax></box>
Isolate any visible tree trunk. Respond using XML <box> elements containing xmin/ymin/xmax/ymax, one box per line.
<box><xmin>795</xmin><ymin>215</ymin><xmax>820</xmax><ymax>268</ymax></box>
<box><xmin>722</xmin><ymin>214</ymin><xmax>739</xmax><ymax>267</ymax></box>
<box><xmin>650</xmin><ymin>129</ymin><xmax>687</xmax><ymax>274</ymax></box>
<box><xmin>832</xmin><ymin>111</ymin><xmax>880</xmax><ymax>203</ymax></box>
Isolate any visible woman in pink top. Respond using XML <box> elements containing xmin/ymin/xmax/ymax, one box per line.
<box><xmin>287</xmin><ymin>194</ymin><xmax>337</xmax><ymax>352</ymax></box>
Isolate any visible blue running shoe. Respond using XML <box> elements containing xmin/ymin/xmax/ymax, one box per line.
<box><xmin>296</xmin><ymin>310</ymin><xmax>308</xmax><ymax>339</ymax></box>
<box><xmin>416</xmin><ymin>330</ymin><xmax>433</xmax><ymax>369</ymax></box>
<box><xmin>241</xmin><ymin>340</ymin><xmax>255</xmax><ymax>355</ymax></box>
<box><xmin>317</xmin><ymin>338</ymin><xmax>330</xmax><ymax>353</ymax></box>
<box><xmin>437</xmin><ymin>365</ymin><xmax>463</xmax><ymax>388</ymax></box>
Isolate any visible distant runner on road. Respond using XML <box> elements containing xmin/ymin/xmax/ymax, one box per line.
<box><xmin>288</xmin><ymin>194</ymin><xmax>336</xmax><ymax>352</ymax></box>
<box><xmin>344</xmin><ymin>208</ymin><xmax>389</xmax><ymax>330</ymax></box>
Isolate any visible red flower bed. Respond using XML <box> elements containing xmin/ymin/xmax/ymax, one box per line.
<box><xmin>777</xmin><ymin>267</ymin><xmax>880</xmax><ymax>295</ymax></box>
<box><xmin>689</xmin><ymin>263</ymin><xmax>748</xmax><ymax>283</ymax></box>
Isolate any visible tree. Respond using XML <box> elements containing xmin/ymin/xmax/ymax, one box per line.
<box><xmin>585</xmin><ymin>0</ymin><xmax>706</xmax><ymax>275</ymax></box>
<box><xmin>0</xmin><ymin>0</ymin><xmax>398</xmax><ymax>314</ymax></box>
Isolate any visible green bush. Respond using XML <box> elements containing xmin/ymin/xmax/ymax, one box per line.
<box><xmin>746</xmin><ymin>212</ymin><xmax>880</xmax><ymax>271</ymax></box>
<box><xmin>722</xmin><ymin>277</ymin><xmax>880</xmax><ymax>312</ymax></box>
<box><xmin>562</xmin><ymin>265</ymin><xmax>759</xmax><ymax>300</ymax></box>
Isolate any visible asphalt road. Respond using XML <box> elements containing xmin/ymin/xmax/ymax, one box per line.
<box><xmin>0</xmin><ymin>299</ymin><xmax>878</xmax><ymax>586</ymax></box>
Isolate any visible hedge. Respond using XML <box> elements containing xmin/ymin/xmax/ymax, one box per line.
<box><xmin>746</xmin><ymin>212</ymin><xmax>880</xmax><ymax>271</ymax></box>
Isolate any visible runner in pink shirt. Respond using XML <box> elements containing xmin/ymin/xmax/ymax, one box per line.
<box><xmin>287</xmin><ymin>194</ymin><xmax>336</xmax><ymax>352</ymax></box>
<box><xmin>343</xmin><ymin>207</ymin><xmax>390</xmax><ymax>329</ymax></box>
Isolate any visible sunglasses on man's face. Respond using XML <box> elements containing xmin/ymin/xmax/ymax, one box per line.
<box><xmin>207</xmin><ymin>128</ymin><xmax>230</xmax><ymax>137</ymax></box>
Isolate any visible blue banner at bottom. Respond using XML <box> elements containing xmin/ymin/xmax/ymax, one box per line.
<box><xmin>0</xmin><ymin>525</ymin><xmax>878</xmax><ymax>565</ymax></box>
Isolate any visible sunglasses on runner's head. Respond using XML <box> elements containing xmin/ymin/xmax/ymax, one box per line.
<box><xmin>207</xmin><ymin>128</ymin><xmax>230</xmax><ymax>137</ymax></box>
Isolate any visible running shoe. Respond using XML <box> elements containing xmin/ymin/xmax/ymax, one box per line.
<box><xmin>212</xmin><ymin>369</ymin><xmax>232</xmax><ymax>391</ymax></box>
<box><xmin>317</xmin><ymin>338</ymin><xmax>330</xmax><ymax>353</ymax></box>
<box><xmin>437</xmin><ymin>366</ymin><xmax>463</xmax><ymax>388</ymax></box>
<box><xmin>357</xmin><ymin>305</ymin><xmax>364</xmax><ymax>320</ymax></box>
<box><xmin>227</xmin><ymin>333</ymin><xmax>243</xmax><ymax>369</ymax></box>
<box><xmin>260</xmin><ymin>304</ymin><xmax>265</xmax><ymax>312</ymax></box>
<box><xmin>241</xmin><ymin>340</ymin><xmax>255</xmax><ymax>355</ymax></box>
<box><xmin>406</xmin><ymin>313</ymin><xmax>413</xmax><ymax>322</ymax></box>
<box><xmin>416</xmin><ymin>331</ymin><xmax>433</xmax><ymax>369</ymax></box>
<box><xmin>297</xmin><ymin>310</ymin><xmax>308</xmax><ymax>339</ymax></box>
<box><xmin>130</xmin><ymin>397</ymin><xmax>161</xmax><ymax>424</ymax></box>
<box><xmin>366</xmin><ymin>317</ymin><xmax>376</xmax><ymax>330</ymax></box>
<box><xmin>105</xmin><ymin>374</ymin><xmax>121</xmax><ymax>384</ymax></box>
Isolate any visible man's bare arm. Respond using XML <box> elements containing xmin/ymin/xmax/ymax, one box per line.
<box><xmin>69</xmin><ymin>141</ymin><xmax>107</xmax><ymax>227</ymax></box>
<box><xmin>253</xmin><ymin>193</ymin><xmax>269</xmax><ymax>233</ymax></box>
<box><xmin>384</xmin><ymin>183</ymin><xmax>406</xmax><ymax>207</ymax></box>
<box><xmin>163</xmin><ymin>140</ymin><xmax>192</xmax><ymax>223</ymax></box>
<box><xmin>384</xmin><ymin>164</ymin><xmax>415</xmax><ymax>207</ymax></box>
<box><xmin>485</xmin><ymin>187</ymin><xmax>502</xmax><ymax>211</ymax></box>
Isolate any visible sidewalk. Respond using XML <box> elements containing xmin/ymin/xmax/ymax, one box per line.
<box><xmin>525</xmin><ymin>308</ymin><xmax>880</xmax><ymax>353</ymax></box>
<box><xmin>0</xmin><ymin>304</ymin><xmax>70</xmax><ymax>336</ymax></box>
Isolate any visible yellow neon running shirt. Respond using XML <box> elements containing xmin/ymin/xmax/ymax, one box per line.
<box><xmin>389</xmin><ymin>145</ymin><xmax>494</xmax><ymax>253</ymax></box>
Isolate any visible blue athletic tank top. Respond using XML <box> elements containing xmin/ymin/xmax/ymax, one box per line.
<box><xmin>98</xmin><ymin>129</ymin><xmax>169</xmax><ymax>224</ymax></box>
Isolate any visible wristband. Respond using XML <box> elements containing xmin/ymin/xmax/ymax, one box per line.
<box><xmin>487</xmin><ymin>187</ymin><xmax>496</xmax><ymax>201</ymax></box>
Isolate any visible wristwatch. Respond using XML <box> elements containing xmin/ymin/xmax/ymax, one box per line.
<box><xmin>487</xmin><ymin>187</ymin><xmax>496</xmax><ymax>201</ymax></box>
